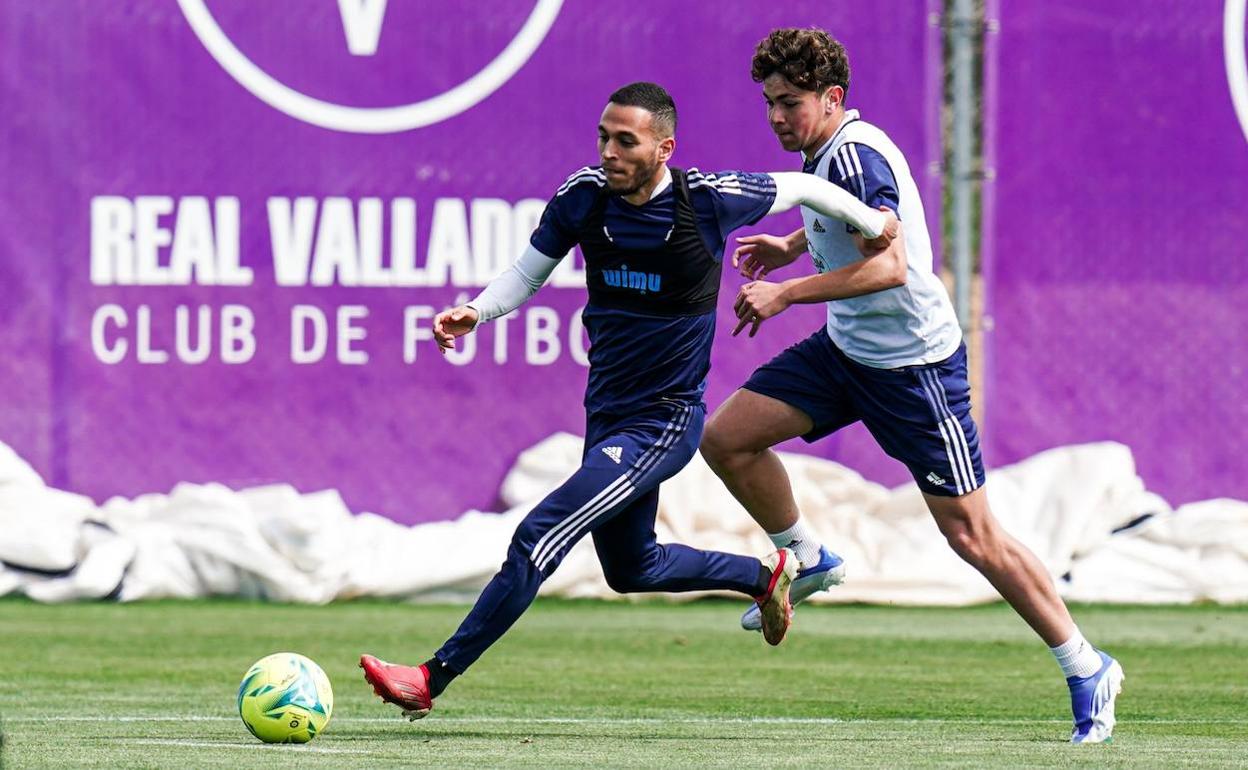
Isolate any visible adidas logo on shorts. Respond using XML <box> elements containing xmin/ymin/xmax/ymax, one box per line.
<box><xmin>602</xmin><ymin>446</ymin><xmax>623</xmax><ymax>464</ymax></box>
<box><xmin>812</xmin><ymin>219</ymin><xmax>826</xmax><ymax>233</ymax></box>
<box><xmin>926</xmin><ymin>471</ymin><xmax>947</xmax><ymax>486</ymax></box>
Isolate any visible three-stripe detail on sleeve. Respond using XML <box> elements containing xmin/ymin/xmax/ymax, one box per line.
<box><xmin>832</xmin><ymin>144</ymin><xmax>868</xmax><ymax>202</ymax></box>
<box><xmin>556</xmin><ymin>167</ymin><xmax>607</xmax><ymax>196</ymax></box>
<box><xmin>686</xmin><ymin>169</ymin><xmax>773</xmax><ymax>198</ymax></box>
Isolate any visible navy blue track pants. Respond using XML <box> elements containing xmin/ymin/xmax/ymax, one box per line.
<box><xmin>436</xmin><ymin>401</ymin><xmax>762</xmax><ymax>673</ymax></box>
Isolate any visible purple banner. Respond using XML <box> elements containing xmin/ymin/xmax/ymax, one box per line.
<box><xmin>0</xmin><ymin>1</ymin><xmax>942</xmax><ymax>523</ymax></box>
<box><xmin>983</xmin><ymin>0</ymin><xmax>1248</xmax><ymax>504</ymax></box>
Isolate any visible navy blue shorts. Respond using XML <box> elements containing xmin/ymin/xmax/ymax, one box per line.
<box><xmin>742</xmin><ymin>329</ymin><xmax>985</xmax><ymax>497</ymax></box>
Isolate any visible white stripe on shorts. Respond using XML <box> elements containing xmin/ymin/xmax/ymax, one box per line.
<box><xmin>918</xmin><ymin>369</ymin><xmax>978</xmax><ymax>493</ymax></box>
<box><xmin>925</xmin><ymin>370</ymin><xmax>978</xmax><ymax>491</ymax></box>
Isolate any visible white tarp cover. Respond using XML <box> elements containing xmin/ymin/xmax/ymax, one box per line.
<box><xmin>1</xmin><ymin>436</ymin><xmax>1245</xmax><ymax>605</ymax></box>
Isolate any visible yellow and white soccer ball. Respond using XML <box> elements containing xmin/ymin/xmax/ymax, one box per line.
<box><xmin>237</xmin><ymin>652</ymin><xmax>334</xmax><ymax>744</ymax></box>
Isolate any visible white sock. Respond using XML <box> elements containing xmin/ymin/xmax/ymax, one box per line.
<box><xmin>1050</xmin><ymin>628</ymin><xmax>1103</xmax><ymax>679</ymax></box>
<box><xmin>767</xmin><ymin>519</ymin><xmax>823</xmax><ymax>568</ymax></box>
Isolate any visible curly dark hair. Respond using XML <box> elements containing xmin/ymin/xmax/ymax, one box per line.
<box><xmin>751</xmin><ymin>28</ymin><xmax>850</xmax><ymax>99</ymax></box>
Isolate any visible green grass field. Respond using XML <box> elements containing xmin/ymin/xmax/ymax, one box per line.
<box><xmin>1</xmin><ymin>598</ymin><xmax>1245</xmax><ymax>768</ymax></box>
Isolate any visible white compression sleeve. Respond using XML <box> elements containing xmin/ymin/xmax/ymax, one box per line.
<box><xmin>766</xmin><ymin>172</ymin><xmax>889</xmax><ymax>238</ymax></box>
<box><xmin>465</xmin><ymin>244</ymin><xmax>561</xmax><ymax>323</ymax></box>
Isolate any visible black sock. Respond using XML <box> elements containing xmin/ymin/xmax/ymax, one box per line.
<box><xmin>423</xmin><ymin>657</ymin><xmax>459</xmax><ymax>698</ymax></box>
<box><xmin>753</xmin><ymin>563</ymin><xmax>772</xmax><ymax>596</ymax></box>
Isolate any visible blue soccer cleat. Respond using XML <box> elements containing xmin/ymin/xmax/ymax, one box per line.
<box><xmin>741</xmin><ymin>546</ymin><xmax>845</xmax><ymax>632</ymax></box>
<box><xmin>1068</xmin><ymin>650</ymin><xmax>1124</xmax><ymax>744</ymax></box>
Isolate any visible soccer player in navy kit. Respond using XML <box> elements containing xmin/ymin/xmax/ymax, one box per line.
<box><xmin>360</xmin><ymin>82</ymin><xmax>900</xmax><ymax>719</ymax></box>
<box><xmin>698</xmin><ymin>29</ymin><xmax>1124</xmax><ymax>743</ymax></box>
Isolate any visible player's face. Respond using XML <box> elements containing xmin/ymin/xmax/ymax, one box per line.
<box><xmin>598</xmin><ymin>103</ymin><xmax>673</xmax><ymax>196</ymax></box>
<box><xmin>762</xmin><ymin>74</ymin><xmax>842</xmax><ymax>154</ymax></box>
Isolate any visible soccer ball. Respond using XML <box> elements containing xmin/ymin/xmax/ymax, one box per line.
<box><xmin>237</xmin><ymin>652</ymin><xmax>334</xmax><ymax>743</ymax></box>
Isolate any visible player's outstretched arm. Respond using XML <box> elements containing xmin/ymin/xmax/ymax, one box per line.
<box><xmin>731</xmin><ymin>172</ymin><xmax>898</xmax><ymax>280</ymax></box>
<box><xmin>765</xmin><ymin>172</ymin><xmax>898</xmax><ymax>241</ymax></box>
<box><xmin>432</xmin><ymin>244</ymin><xmax>560</xmax><ymax>352</ymax></box>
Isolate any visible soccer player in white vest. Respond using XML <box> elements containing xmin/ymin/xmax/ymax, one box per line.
<box><xmin>698</xmin><ymin>28</ymin><xmax>1123</xmax><ymax>744</ymax></box>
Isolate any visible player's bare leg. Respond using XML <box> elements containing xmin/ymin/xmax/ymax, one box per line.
<box><xmin>922</xmin><ymin>487</ymin><xmax>1073</xmax><ymax>644</ymax></box>
<box><xmin>702</xmin><ymin>389</ymin><xmax>847</xmax><ymax>630</ymax></box>
<box><xmin>923</xmin><ymin>487</ymin><xmax>1124</xmax><ymax>743</ymax></box>
<box><xmin>701</xmin><ymin>389</ymin><xmax>810</xmax><ymax>533</ymax></box>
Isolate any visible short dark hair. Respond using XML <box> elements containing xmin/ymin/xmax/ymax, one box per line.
<box><xmin>751</xmin><ymin>28</ymin><xmax>851</xmax><ymax>99</ymax></box>
<box><xmin>607</xmin><ymin>81</ymin><xmax>677</xmax><ymax>137</ymax></box>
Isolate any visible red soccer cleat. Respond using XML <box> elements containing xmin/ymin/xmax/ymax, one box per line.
<box><xmin>752</xmin><ymin>548</ymin><xmax>798</xmax><ymax>646</ymax></box>
<box><xmin>359</xmin><ymin>654</ymin><xmax>434</xmax><ymax>720</ymax></box>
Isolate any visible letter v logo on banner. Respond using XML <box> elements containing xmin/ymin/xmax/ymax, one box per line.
<box><xmin>177</xmin><ymin>0</ymin><xmax>563</xmax><ymax>133</ymax></box>
<box><xmin>1228</xmin><ymin>0</ymin><xmax>1248</xmax><ymax>145</ymax></box>
<box><xmin>338</xmin><ymin>0</ymin><xmax>388</xmax><ymax>56</ymax></box>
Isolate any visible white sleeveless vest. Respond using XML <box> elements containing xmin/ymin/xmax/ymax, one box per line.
<box><xmin>801</xmin><ymin>111</ymin><xmax>961</xmax><ymax>368</ymax></box>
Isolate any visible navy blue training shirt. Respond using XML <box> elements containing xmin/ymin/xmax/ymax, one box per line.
<box><xmin>531</xmin><ymin>166</ymin><xmax>776</xmax><ymax>415</ymax></box>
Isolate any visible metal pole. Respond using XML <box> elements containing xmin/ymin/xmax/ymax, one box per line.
<box><xmin>950</xmin><ymin>0</ymin><xmax>976</xmax><ymax>331</ymax></box>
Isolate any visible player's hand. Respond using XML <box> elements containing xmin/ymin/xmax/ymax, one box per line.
<box><xmin>732</xmin><ymin>233</ymin><xmax>799</xmax><ymax>280</ymax></box>
<box><xmin>432</xmin><ymin>305</ymin><xmax>480</xmax><ymax>353</ymax></box>
<box><xmin>732</xmin><ymin>280</ymin><xmax>790</xmax><ymax>338</ymax></box>
<box><xmin>861</xmin><ymin>207</ymin><xmax>900</xmax><ymax>253</ymax></box>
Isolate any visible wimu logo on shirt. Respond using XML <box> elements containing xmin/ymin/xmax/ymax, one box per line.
<box><xmin>602</xmin><ymin>264</ymin><xmax>662</xmax><ymax>294</ymax></box>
